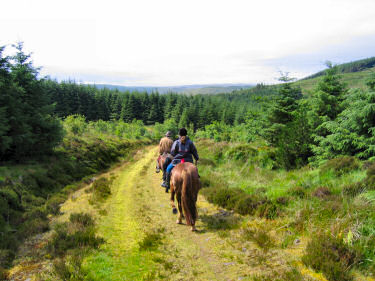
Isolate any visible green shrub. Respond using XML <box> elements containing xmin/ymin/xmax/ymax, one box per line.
<box><xmin>256</xmin><ymin>201</ymin><xmax>280</xmax><ymax>219</ymax></box>
<box><xmin>321</xmin><ymin>156</ymin><xmax>360</xmax><ymax>176</ymax></box>
<box><xmin>91</xmin><ymin>177</ymin><xmax>112</xmax><ymax>201</ymax></box>
<box><xmin>225</xmin><ymin>144</ymin><xmax>258</xmax><ymax>161</ymax></box>
<box><xmin>234</xmin><ymin>195</ymin><xmax>264</xmax><ymax>215</ymax></box>
<box><xmin>48</xmin><ymin>219</ymin><xmax>104</xmax><ymax>257</ymax></box>
<box><xmin>312</xmin><ymin>186</ymin><xmax>332</xmax><ymax>199</ymax></box>
<box><xmin>0</xmin><ymin>249</ymin><xmax>15</xmax><ymax>268</ymax></box>
<box><xmin>302</xmin><ymin>233</ymin><xmax>360</xmax><ymax>281</ymax></box>
<box><xmin>52</xmin><ymin>251</ymin><xmax>88</xmax><ymax>281</ymax></box>
<box><xmin>31</xmin><ymin>171</ymin><xmax>58</xmax><ymax>191</ymax></box>
<box><xmin>343</xmin><ymin>182</ymin><xmax>366</xmax><ymax>197</ymax></box>
<box><xmin>22</xmin><ymin>206</ymin><xmax>48</xmax><ymax>221</ymax></box>
<box><xmin>288</xmin><ymin>186</ymin><xmax>306</xmax><ymax>199</ymax></box>
<box><xmin>18</xmin><ymin>217</ymin><xmax>49</xmax><ymax>237</ymax></box>
<box><xmin>69</xmin><ymin>212</ymin><xmax>95</xmax><ymax>228</ymax></box>
<box><xmin>243</xmin><ymin>227</ymin><xmax>275</xmax><ymax>252</ymax></box>
<box><xmin>276</xmin><ymin>196</ymin><xmax>289</xmax><ymax>205</ymax></box>
<box><xmin>46</xmin><ymin>194</ymin><xmax>67</xmax><ymax>215</ymax></box>
<box><xmin>21</xmin><ymin>193</ymin><xmax>45</xmax><ymax>207</ymax></box>
<box><xmin>200</xmin><ymin>214</ymin><xmax>240</xmax><ymax>231</ymax></box>
<box><xmin>0</xmin><ymin>186</ymin><xmax>22</xmax><ymax>210</ymax></box>
<box><xmin>251</xmin><ymin>267</ymin><xmax>304</xmax><ymax>281</ymax></box>
<box><xmin>365</xmin><ymin>162</ymin><xmax>375</xmax><ymax>188</ymax></box>
<box><xmin>0</xmin><ymin>266</ymin><xmax>8</xmax><ymax>281</ymax></box>
<box><xmin>138</xmin><ymin>230</ymin><xmax>164</xmax><ymax>251</ymax></box>
<box><xmin>212</xmin><ymin>188</ymin><xmax>243</xmax><ymax>210</ymax></box>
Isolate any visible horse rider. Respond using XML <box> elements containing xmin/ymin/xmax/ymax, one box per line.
<box><xmin>157</xmin><ymin>131</ymin><xmax>174</xmax><ymax>187</ymax></box>
<box><xmin>165</xmin><ymin>128</ymin><xmax>199</xmax><ymax>193</ymax></box>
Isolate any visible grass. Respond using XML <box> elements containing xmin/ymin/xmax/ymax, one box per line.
<box><xmin>196</xmin><ymin>139</ymin><xmax>375</xmax><ymax>280</ymax></box>
<box><xmin>0</xmin><ymin>131</ymin><xmax>151</xmax><ymax>271</ymax></box>
<box><xmin>83</xmin><ymin>148</ymin><xmax>161</xmax><ymax>281</ymax></box>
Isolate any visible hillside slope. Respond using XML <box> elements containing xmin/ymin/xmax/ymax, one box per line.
<box><xmin>295</xmin><ymin>66</ymin><xmax>375</xmax><ymax>93</ymax></box>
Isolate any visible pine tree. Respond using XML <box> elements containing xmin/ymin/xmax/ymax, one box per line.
<box><xmin>265</xmin><ymin>73</ymin><xmax>302</xmax><ymax>145</ymax></box>
<box><xmin>178</xmin><ymin>108</ymin><xmax>189</xmax><ymax>128</ymax></box>
<box><xmin>1</xmin><ymin>43</ymin><xmax>62</xmax><ymax>160</ymax></box>
<box><xmin>310</xmin><ymin>64</ymin><xmax>348</xmax><ymax>163</ymax></box>
<box><xmin>121</xmin><ymin>95</ymin><xmax>137</xmax><ymax>122</ymax></box>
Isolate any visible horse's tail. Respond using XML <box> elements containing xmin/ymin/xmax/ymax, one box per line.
<box><xmin>181</xmin><ymin>168</ymin><xmax>197</xmax><ymax>226</ymax></box>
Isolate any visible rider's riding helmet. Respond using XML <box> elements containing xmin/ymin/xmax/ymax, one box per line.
<box><xmin>165</xmin><ymin>131</ymin><xmax>173</xmax><ymax>137</ymax></box>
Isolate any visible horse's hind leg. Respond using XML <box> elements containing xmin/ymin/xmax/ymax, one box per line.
<box><xmin>176</xmin><ymin>195</ymin><xmax>183</xmax><ymax>224</ymax></box>
<box><xmin>170</xmin><ymin>188</ymin><xmax>178</xmax><ymax>215</ymax></box>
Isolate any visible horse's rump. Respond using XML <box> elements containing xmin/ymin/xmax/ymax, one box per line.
<box><xmin>158</xmin><ymin>153</ymin><xmax>170</xmax><ymax>171</ymax></box>
<box><xmin>171</xmin><ymin>162</ymin><xmax>201</xmax><ymax>226</ymax></box>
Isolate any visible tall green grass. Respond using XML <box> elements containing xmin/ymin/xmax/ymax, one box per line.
<box><xmin>196</xmin><ymin>139</ymin><xmax>375</xmax><ymax>279</ymax></box>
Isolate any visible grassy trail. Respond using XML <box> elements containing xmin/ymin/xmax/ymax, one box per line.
<box><xmin>8</xmin><ymin>146</ymin><xmax>333</xmax><ymax>280</ymax></box>
<box><xmin>82</xmin><ymin>146</ymin><xmax>242</xmax><ymax>280</ymax></box>
<box><xmin>57</xmin><ymin>146</ymin><xmax>332</xmax><ymax>280</ymax></box>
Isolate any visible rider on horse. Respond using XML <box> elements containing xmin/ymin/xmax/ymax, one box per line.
<box><xmin>157</xmin><ymin>131</ymin><xmax>174</xmax><ymax>186</ymax></box>
<box><xmin>165</xmin><ymin>128</ymin><xmax>199</xmax><ymax>193</ymax></box>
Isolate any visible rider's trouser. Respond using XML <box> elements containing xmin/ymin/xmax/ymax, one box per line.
<box><xmin>162</xmin><ymin>157</ymin><xmax>172</xmax><ymax>180</ymax></box>
<box><xmin>165</xmin><ymin>163</ymin><xmax>175</xmax><ymax>192</ymax></box>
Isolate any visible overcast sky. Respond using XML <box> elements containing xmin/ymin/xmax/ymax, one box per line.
<box><xmin>1</xmin><ymin>0</ymin><xmax>375</xmax><ymax>86</ymax></box>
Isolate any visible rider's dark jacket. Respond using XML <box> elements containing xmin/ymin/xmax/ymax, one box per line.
<box><xmin>171</xmin><ymin>136</ymin><xmax>199</xmax><ymax>165</ymax></box>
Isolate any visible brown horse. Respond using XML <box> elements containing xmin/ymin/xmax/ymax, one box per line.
<box><xmin>157</xmin><ymin>153</ymin><xmax>170</xmax><ymax>179</ymax></box>
<box><xmin>170</xmin><ymin>162</ymin><xmax>201</xmax><ymax>231</ymax></box>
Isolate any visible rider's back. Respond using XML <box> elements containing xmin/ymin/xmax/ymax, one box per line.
<box><xmin>159</xmin><ymin>137</ymin><xmax>173</xmax><ymax>155</ymax></box>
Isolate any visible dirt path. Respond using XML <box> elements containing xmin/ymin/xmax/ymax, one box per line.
<box><xmin>82</xmin><ymin>147</ymin><xmax>246</xmax><ymax>281</ymax></box>
<box><xmin>75</xmin><ymin>146</ymin><xmax>309</xmax><ymax>281</ymax></box>
<box><xmin>8</xmin><ymin>146</ymin><xmax>330</xmax><ymax>281</ymax></box>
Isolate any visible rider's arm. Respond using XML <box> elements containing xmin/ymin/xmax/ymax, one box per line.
<box><xmin>190</xmin><ymin>142</ymin><xmax>199</xmax><ymax>161</ymax></box>
<box><xmin>171</xmin><ymin>140</ymin><xmax>178</xmax><ymax>157</ymax></box>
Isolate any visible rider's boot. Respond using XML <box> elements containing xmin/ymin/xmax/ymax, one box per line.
<box><xmin>161</xmin><ymin>172</ymin><xmax>167</xmax><ymax>187</ymax></box>
<box><xmin>165</xmin><ymin>171</ymin><xmax>171</xmax><ymax>193</ymax></box>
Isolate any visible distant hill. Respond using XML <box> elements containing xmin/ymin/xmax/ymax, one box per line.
<box><xmin>302</xmin><ymin>57</ymin><xmax>375</xmax><ymax>80</ymax></box>
<box><xmin>295</xmin><ymin>57</ymin><xmax>375</xmax><ymax>93</ymax></box>
<box><xmin>90</xmin><ymin>83</ymin><xmax>255</xmax><ymax>95</ymax></box>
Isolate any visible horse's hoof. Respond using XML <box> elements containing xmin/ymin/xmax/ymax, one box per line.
<box><xmin>191</xmin><ymin>227</ymin><xmax>197</xmax><ymax>232</ymax></box>
<box><xmin>176</xmin><ymin>219</ymin><xmax>182</xmax><ymax>224</ymax></box>
<box><xmin>172</xmin><ymin>208</ymin><xmax>178</xmax><ymax>214</ymax></box>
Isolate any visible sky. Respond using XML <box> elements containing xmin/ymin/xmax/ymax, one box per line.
<box><xmin>1</xmin><ymin>0</ymin><xmax>375</xmax><ymax>86</ymax></box>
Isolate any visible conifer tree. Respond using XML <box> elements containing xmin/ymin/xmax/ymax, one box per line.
<box><xmin>265</xmin><ymin>73</ymin><xmax>302</xmax><ymax>145</ymax></box>
<box><xmin>310</xmin><ymin>63</ymin><xmax>348</xmax><ymax>162</ymax></box>
<box><xmin>1</xmin><ymin>43</ymin><xmax>62</xmax><ymax>160</ymax></box>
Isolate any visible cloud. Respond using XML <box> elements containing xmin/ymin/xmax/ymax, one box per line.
<box><xmin>2</xmin><ymin>0</ymin><xmax>375</xmax><ymax>85</ymax></box>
